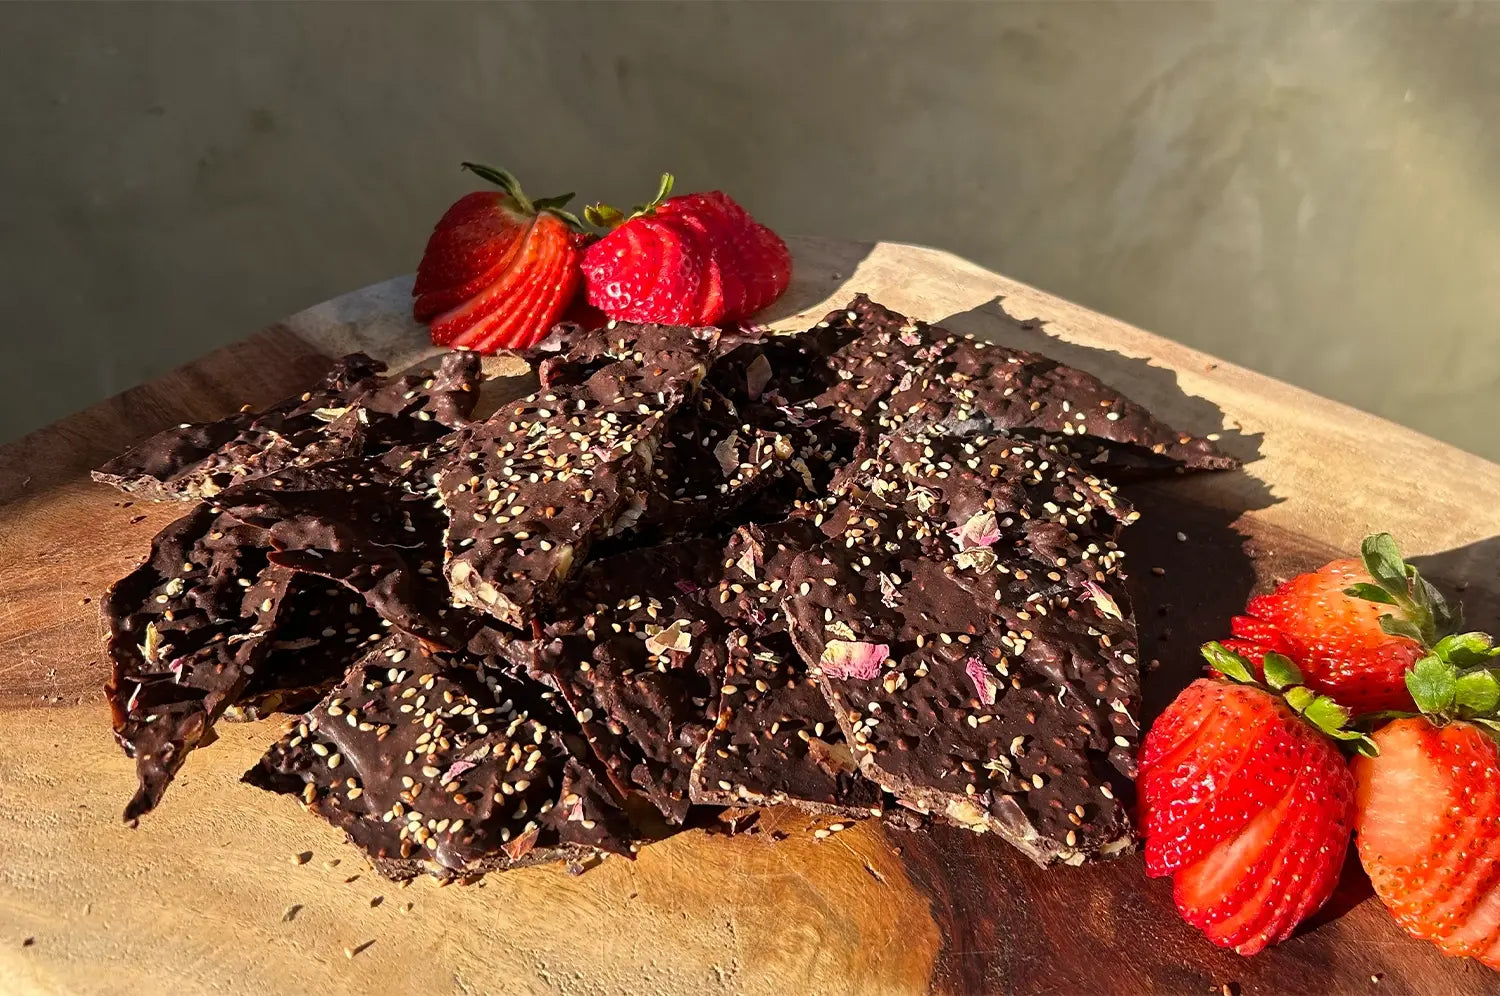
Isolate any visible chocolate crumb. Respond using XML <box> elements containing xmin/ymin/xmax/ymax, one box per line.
<box><xmin>292</xmin><ymin>851</ymin><xmax>312</xmax><ymax>866</ymax></box>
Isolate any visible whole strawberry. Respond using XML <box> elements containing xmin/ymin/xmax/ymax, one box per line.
<box><xmin>1139</xmin><ymin>642</ymin><xmax>1371</xmax><ymax>955</ymax></box>
<box><xmin>1223</xmin><ymin>534</ymin><xmax>1461</xmax><ymax>713</ymax></box>
<box><xmin>581</xmin><ymin>175</ymin><xmax>791</xmax><ymax>326</ymax></box>
<box><xmin>413</xmin><ymin>163</ymin><xmax>586</xmax><ymax>353</ymax></box>
<box><xmin>1354</xmin><ymin>641</ymin><xmax>1500</xmax><ymax>970</ymax></box>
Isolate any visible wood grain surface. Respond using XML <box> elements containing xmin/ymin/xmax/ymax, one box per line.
<box><xmin>2</xmin><ymin>238</ymin><xmax>1498</xmax><ymax>995</ymax></box>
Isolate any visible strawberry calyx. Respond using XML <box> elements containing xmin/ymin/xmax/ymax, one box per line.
<box><xmin>583</xmin><ymin>173</ymin><xmax>675</xmax><ymax>230</ymax></box>
<box><xmin>1202</xmin><ymin>641</ymin><xmax>1379</xmax><ymax>757</ymax></box>
<box><xmin>1345</xmin><ymin>533</ymin><xmax>1464</xmax><ymax>648</ymax></box>
<box><xmin>459</xmin><ymin>162</ymin><xmax>584</xmax><ymax>228</ymax></box>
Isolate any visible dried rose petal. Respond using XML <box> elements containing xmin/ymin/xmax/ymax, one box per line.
<box><xmin>898</xmin><ymin>327</ymin><xmax>923</xmax><ymax>346</ymax></box>
<box><xmin>713</xmin><ymin>432</ymin><xmax>742</xmax><ymax>474</ymax></box>
<box><xmin>965</xmin><ymin>656</ymin><xmax>997</xmax><ymax>706</ymax></box>
<box><xmin>1083</xmin><ymin>580</ymin><xmax>1124</xmax><ymax>621</ymax></box>
<box><xmin>442</xmin><ymin>759</ymin><xmax>476</xmax><ymax>784</ymax></box>
<box><xmin>745</xmin><ymin>354</ymin><xmax>773</xmax><ymax>400</ymax></box>
<box><xmin>674</xmin><ymin>579</ymin><xmax>701</xmax><ymax>595</ymax></box>
<box><xmin>645</xmin><ymin>618</ymin><xmax>694</xmax><ymax>656</ymax></box>
<box><xmin>820</xmin><ymin>640</ymin><xmax>889</xmax><ymax>681</ymax></box>
<box><xmin>948</xmin><ymin>510</ymin><xmax>1000</xmax><ymax>551</ymax></box>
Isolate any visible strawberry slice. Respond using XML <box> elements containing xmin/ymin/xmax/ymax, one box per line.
<box><xmin>470</xmin><ymin>216</ymin><xmax>580</xmax><ymax>352</ymax></box>
<box><xmin>412</xmin><ymin>190</ymin><xmax>531</xmax><ymax>315</ymax></box>
<box><xmin>663</xmin><ymin>210</ymin><xmax>724</xmax><ymax>324</ymax></box>
<box><xmin>626</xmin><ymin>215</ymin><xmax>701</xmax><ymax>325</ymax></box>
<box><xmin>434</xmin><ymin>218</ymin><xmax>545</xmax><ymax>346</ymax></box>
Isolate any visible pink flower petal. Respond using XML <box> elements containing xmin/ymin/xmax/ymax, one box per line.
<box><xmin>745</xmin><ymin>354</ymin><xmax>773</xmax><ymax>400</ymax></box>
<box><xmin>965</xmin><ymin>656</ymin><xmax>997</xmax><ymax>706</ymax></box>
<box><xmin>1083</xmin><ymin>580</ymin><xmax>1124</xmax><ymax>621</ymax></box>
<box><xmin>948</xmin><ymin>510</ymin><xmax>1000</xmax><ymax>551</ymax></box>
<box><xmin>819</xmin><ymin>640</ymin><xmax>889</xmax><ymax>680</ymax></box>
<box><xmin>442</xmin><ymin>759</ymin><xmax>476</xmax><ymax>784</ymax></box>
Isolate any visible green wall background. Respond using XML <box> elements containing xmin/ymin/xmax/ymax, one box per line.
<box><xmin>3</xmin><ymin>2</ymin><xmax>1497</xmax><ymax>457</ymax></box>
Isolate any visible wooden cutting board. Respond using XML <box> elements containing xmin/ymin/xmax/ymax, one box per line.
<box><xmin>3</xmin><ymin>238</ymin><xmax>1499</xmax><ymax>996</ymax></box>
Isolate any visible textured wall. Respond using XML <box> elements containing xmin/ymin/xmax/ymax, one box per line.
<box><xmin>2</xmin><ymin>2</ymin><xmax>1497</xmax><ymax>457</ymax></box>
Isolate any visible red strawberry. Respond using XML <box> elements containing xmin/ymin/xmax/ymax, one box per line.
<box><xmin>412</xmin><ymin>191</ymin><xmax>530</xmax><ymax>321</ymax></box>
<box><xmin>1353</xmin><ymin>637</ymin><xmax>1500</xmax><ymax>970</ymax></box>
<box><xmin>416</xmin><ymin>163</ymin><xmax>585</xmax><ymax>353</ymax></box>
<box><xmin>581</xmin><ymin>175</ymin><xmax>791</xmax><ymax>326</ymax></box>
<box><xmin>1224</xmin><ymin>535</ymin><xmax>1464</xmax><ymax>713</ymax></box>
<box><xmin>1139</xmin><ymin>642</ymin><xmax>1369</xmax><ymax>955</ymax></box>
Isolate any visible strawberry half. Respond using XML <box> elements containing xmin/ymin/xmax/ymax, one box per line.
<box><xmin>581</xmin><ymin>174</ymin><xmax>791</xmax><ymax>326</ymax></box>
<box><xmin>1139</xmin><ymin>642</ymin><xmax>1370</xmax><ymax>956</ymax></box>
<box><xmin>1353</xmin><ymin>630</ymin><xmax>1500</xmax><ymax>970</ymax></box>
<box><xmin>416</xmin><ymin>163</ymin><xmax>585</xmax><ymax>353</ymax></box>
<box><xmin>1222</xmin><ymin>534</ymin><xmax>1463</xmax><ymax>713</ymax></box>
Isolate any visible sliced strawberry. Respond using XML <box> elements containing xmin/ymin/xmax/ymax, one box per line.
<box><xmin>747</xmin><ymin>222</ymin><xmax>792</xmax><ymax>314</ymax></box>
<box><xmin>1140</xmin><ymin>645</ymin><xmax>1363</xmax><ymax>958</ymax></box>
<box><xmin>413</xmin><ymin>190</ymin><xmax>529</xmax><ymax>304</ymax></box>
<box><xmin>623</xmin><ymin>215</ymin><xmax>702</xmax><ymax>325</ymax></box>
<box><xmin>665</xmin><ymin>210</ymin><xmax>724</xmax><ymax>324</ymax></box>
<box><xmin>1356</xmin><ymin>715</ymin><xmax>1500</xmax><ymax>968</ymax></box>
<box><xmin>472</xmin><ymin>218</ymin><xmax>581</xmax><ymax>352</ymax></box>
<box><xmin>433</xmin><ymin>217</ymin><xmax>544</xmax><ymax>346</ymax></box>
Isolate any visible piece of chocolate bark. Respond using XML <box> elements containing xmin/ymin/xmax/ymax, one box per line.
<box><xmin>527</xmin><ymin>538</ymin><xmax>733</xmax><ymax>823</ymax></box>
<box><xmin>104</xmin><ymin>504</ymin><xmax>296</xmax><ymax>821</ymax></box>
<box><xmin>438</xmin><ymin>323</ymin><xmax>717</xmax><ymax>628</ymax></box>
<box><xmin>245</xmin><ymin>632</ymin><xmax>635</xmax><ymax>880</ymax></box>
<box><xmin>689</xmin><ymin>629</ymin><xmax>883</xmax><ymax>818</ymax></box>
<box><xmin>207</xmin><ymin>461</ymin><xmax>470</xmax><ymax>650</ymax></box>
<box><xmin>806</xmin><ymin>295</ymin><xmax>1236</xmax><ymax>479</ymax></box>
<box><xmin>93</xmin><ymin>352</ymin><xmax>480</xmax><ymax>501</ymax></box>
<box><xmin>226</xmin><ymin>577</ymin><xmax>383</xmax><ymax>721</ymax></box>
<box><xmin>782</xmin><ymin>432</ymin><xmax>1141</xmax><ymax>865</ymax></box>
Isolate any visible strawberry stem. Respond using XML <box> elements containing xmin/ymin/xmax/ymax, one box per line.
<box><xmin>1202</xmin><ymin>642</ymin><xmax>1379</xmax><ymax>757</ymax></box>
<box><xmin>459</xmin><ymin>162</ymin><xmax>585</xmax><ymax>229</ymax></box>
<box><xmin>582</xmin><ymin>173</ymin><xmax>677</xmax><ymax>232</ymax></box>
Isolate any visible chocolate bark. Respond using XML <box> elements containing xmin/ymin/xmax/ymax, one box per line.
<box><xmin>527</xmin><ymin>538</ymin><xmax>732</xmax><ymax>823</ymax></box>
<box><xmin>782</xmin><ymin>431</ymin><xmax>1141</xmax><ymax>865</ymax></box>
<box><xmin>104</xmin><ymin>505</ymin><xmax>295</xmax><ymax>821</ymax></box>
<box><xmin>245</xmin><ymin>633</ymin><xmax>634</xmax><ymax>880</ymax></box>
<box><xmin>207</xmin><ymin>461</ymin><xmax>469</xmax><ymax>649</ymax></box>
<box><xmin>93</xmin><ymin>352</ymin><xmax>480</xmax><ymax>501</ymax></box>
<box><xmin>438</xmin><ymin>323</ymin><xmax>717</xmax><ymax>628</ymax></box>
<box><xmin>807</xmin><ymin>295</ymin><xmax>1236</xmax><ymax>479</ymax></box>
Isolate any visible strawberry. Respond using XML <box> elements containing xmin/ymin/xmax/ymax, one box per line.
<box><xmin>1224</xmin><ymin>535</ymin><xmax>1464</xmax><ymax>713</ymax></box>
<box><xmin>1139</xmin><ymin>642</ymin><xmax>1371</xmax><ymax>955</ymax></box>
<box><xmin>415</xmin><ymin>163</ymin><xmax>586</xmax><ymax>353</ymax></box>
<box><xmin>1353</xmin><ymin>636</ymin><xmax>1500</xmax><ymax>970</ymax></box>
<box><xmin>581</xmin><ymin>175</ymin><xmax>791</xmax><ymax>326</ymax></box>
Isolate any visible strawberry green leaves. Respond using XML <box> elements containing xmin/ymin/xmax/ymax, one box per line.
<box><xmin>460</xmin><ymin>162</ymin><xmax>585</xmax><ymax>228</ymax></box>
<box><xmin>1347</xmin><ymin>533</ymin><xmax>1462</xmax><ymax>649</ymax></box>
<box><xmin>1202</xmin><ymin>642</ymin><xmax>1379</xmax><ymax>756</ymax></box>
<box><xmin>584</xmin><ymin>173</ymin><xmax>676</xmax><ymax>229</ymax></box>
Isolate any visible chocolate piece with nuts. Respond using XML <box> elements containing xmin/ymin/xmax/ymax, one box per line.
<box><xmin>808</xmin><ymin>295</ymin><xmax>1236</xmax><ymax>479</ymax></box>
<box><xmin>245</xmin><ymin>633</ymin><xmax>634</xmax><ymax>880</ymax></box>
<box><xmin>438</xmin><ymin>323</ymin><xmax>717</xmax><ymax>628</ymax></box>
<box><xmin>93</xmin><ymin>352</ymin><xmax>480</xmax><ymax>502</ymax></box>
<box><xmin>104</xmin><ymin>504</ymin><xmax>295</xmax><ymax>822</ymax></box>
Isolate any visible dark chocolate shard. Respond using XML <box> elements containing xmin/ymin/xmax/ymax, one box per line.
<box><xmin>438</xmin><ymin>323</ymin><xmax>717</xmax><ymax>628</ymax></box>
<box><xmin>244</xmin><ymin>632</ymin><xmax>635</xmax><ymax>880</ymax></box>
<box><xmin>103</xmin><ymin>505</ymin><xmax>295</xmax><ymax>821</ymax></box>
<box><xmin>782</xmin><ymin>431</ymin><xmax>1141</xmax><ymax>865</ymax></box>
<box><xmin>528</xmin><ymin>537</ymin><xmax>732</xmax><ymax>824</ymax></box>
<box><xmin>225</xmin><ymin>577</ymin><xmax>383</xmax><ymax>721</ymax></box>
<box><xmin>689</xmin><ymin>629</ymin><xmax>883</xmax><ymax>818</ymax></box>
<box><xmin>207</xmin><ymin>461</ymin><xmax>470</xmax><ymax>650</ymax></box>
<box><xmin>808</xmin><ymin>295</ymin><xmax>1236</xmax><ymax>479</ymax></box>
<box><xmin>687</xmin><ymin>519</ymin><xmax>883</xmax><ymax>817</ymax></box>
<box><xmin>93</xmin><ymin>352</ymin><xmax>481</xmax><ymax>502</ymax></box>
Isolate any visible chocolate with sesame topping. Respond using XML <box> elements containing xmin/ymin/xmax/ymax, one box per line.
<box><xmin>103</xmin><ymin>504</ymin><xmax>295</xmax><ymax>822</ymax></box>
<box><xmin>807</xmin><ymin>295</ymin><xmax>1236</xmax><ymax>479</ymax></box>
<box><xmin>439</xmin><ymin>323</ymin><xmax>718</xmax><ymax>628</ymax></box>
<box><xmin>244</xmin><ymin>632</ymin><xmax>635</xmax><ymax>881</ymax></box>
<box><xmin>782</xmin><ymin>430</ymin><xmax>1140</xmax><ymax>865</ymax></box>
<box><xmin>92</xmin><ymin>352</ymin><xmax>480</xmax><ymax>502</ymax></box>
<box><xmin>207</xmin><ymin>461</ymin><xmax>470</xmax><ymax>650</ymax></box>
